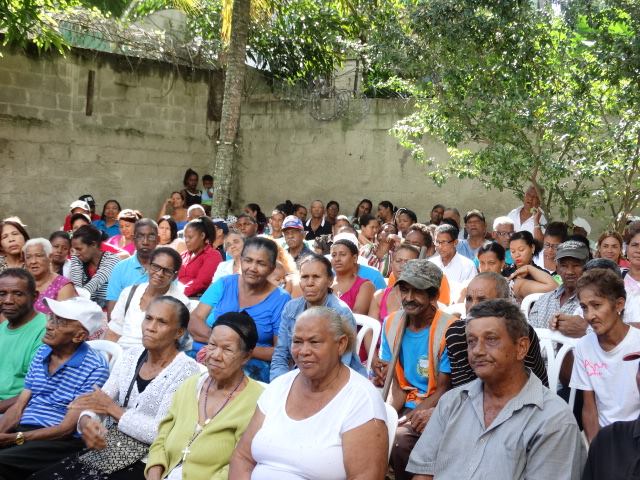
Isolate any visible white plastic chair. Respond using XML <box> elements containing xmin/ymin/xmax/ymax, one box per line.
<box><xmin>87</xmin><ymin>340</ymin><xmax>122</xmax><ymax>373</ymax></box>
<box><xmin>384</xmin><ymin>403</ymin><xmax>398</xmax><ymax>459</ymax></box>
<box><xmin>521</xmin><ymin>292</ymin><xmax>544</xmax><ymax>320</ymax></box>
<box><xmin>444</xmin><ymin>302</ymin><xmax>466</xmax><ymax>317</ymax></box>
<box><xmin>534</xmin><ymin>328</ymin><xmax>579</xmax><ymax>408</ymax></box>
<box><xmin>354</xmin><ymin>314</ymin><xmax>382</xmax><ymax>372</ymax></box>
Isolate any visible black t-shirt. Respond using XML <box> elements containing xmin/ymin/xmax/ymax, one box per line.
<box><xmin>304</xmin><ymin>219</ymin><xmax>333</xmax><ymax>240</ymax></box>
<box><xmin>582</xmin><ymin>419</ymin><xmax>640</xmax><ymax>480</ymax></box>
<box><xmin>182</xmin><ymin>189</ymin><xmax>202</xmax><ymax>207</ymax></box>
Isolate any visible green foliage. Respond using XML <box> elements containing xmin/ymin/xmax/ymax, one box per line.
<box><xmin>389</xmin><ymin>0</ymin><xmax>640</xmax><ymax>229</ymax></box>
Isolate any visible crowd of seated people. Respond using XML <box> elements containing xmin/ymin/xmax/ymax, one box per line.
<box><xmin>0</xmin><ymin>172</ymin><xmax>639</xmax><ymax>479</ymax></box>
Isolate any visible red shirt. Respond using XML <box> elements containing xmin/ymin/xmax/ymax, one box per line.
<box><xmin>63</xmin><ymin>213</ymin><xmax>100</xmax><ymax>231</ymax></box>
<box><xmin>178</xmin><ymin>244</ymin><xmax>222</xmax><ymax>297</ymax></box>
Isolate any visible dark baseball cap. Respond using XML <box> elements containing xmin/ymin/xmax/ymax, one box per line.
<box><xmin>79</xmin><ymin>194</ymin><xmax>95</xmax><ymax>207</ymax></box>
<box><xmin>464</xmin><ymin>209</ymin><xmax>485</xmax><ymax>223</ymax></box>
<box><xmin>555</xmin><ymin>240</ymin><xmax>589</xmax><ymax>262</ymax></box>
<box><xmin>397</xmin><ymin>259</ymin><xmax>443</xmax><ymax>291</ymax></box>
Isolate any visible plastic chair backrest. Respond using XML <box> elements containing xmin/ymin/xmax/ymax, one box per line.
<box><xmin>87</xmin><ymin>339</ymin><xmax>122</xmax><ymax>373</ymax></box>
<box><xmin>521</xmin><ymin>292</ymin><xmax>545</xmax><ymax>320</ymax></box>
<box><xmin>354</xmin><ymin>314</ymin><xmax>382</xmax><ymax>372</ymax></box>
<box><xmin>384</xmin><ymin>403</ymin><xmax>398</xmax><ymax>459</ymax></box>
<box><xmin>534</xmin><ymin>328</ymin><xmax>579</xmax><ymax>408</ymax></box>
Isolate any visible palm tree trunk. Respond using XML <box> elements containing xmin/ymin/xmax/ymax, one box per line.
<box><xmin>210</xmin><ymin>0</ymin><xmax>251</xmax><ymax>218</ymax></box>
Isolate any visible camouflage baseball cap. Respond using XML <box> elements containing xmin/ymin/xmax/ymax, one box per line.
<box><xmin>397</xmin><ymin>259</ymin><xmax>443</xmax><ymax>290</ymax></box>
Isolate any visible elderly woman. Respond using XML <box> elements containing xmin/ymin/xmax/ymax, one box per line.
<box><xmin>271</xmin><ymin>254</ymin><xmax>365</xmax><ymax>380</ymax></box>
<box><xmin>230</xmin><ymin>306</ymin><xmax>389</xmax><ymax>479</ymax></box>
<box><xmin>189</xmin><ymin>237</ymin><xmax>291</xmax><ymax>382</ymax></box>
<box><xmin>30</xmin><ymin>297</ymin><xmax>199</xmax><ymax>480</ymax></box>
<box><xmin>49</xmin><ymin>231</ymin><xmax>72</xmax><ymax>277</ymax></box>
<box><xmin>158</xmin><ymin>192</ymin><xmax>189</xmax><ymax>230</ymax></box>
<box><xmin>178</xmin><ymin>217</ymin><xmax>222</xmax><ymax>297</ymax></box>
<box><xmin>0</xmin><ymin>217</ymin><xmax>29</xmax><ymax>272</ymax></box>
<box><xmin>69</xmin><ymin>224</ymin><xmax>120</xmax><ymax>308</ymax></box>
<box><xmin>23</xmin><ymin>238</ymin><xmax>76</xmax><ymax>314</ymax></box>
<box><xmin>145</xmin><ymin>312</ymin><xmax>264</xmax><ymax>480</ymax></box>
<box><xmin>157</xmin><ymin>216</ymin><xmax>186</xmax><ymax>254</ymax></box>
<box><xmin>331</xmin><ymin>239</ymin><xmax>374</xmax><ymax>314</ymax></box>
<box><xmin>106</xmin><ymin>247</ymin><xmax>191</xmax><ymax>349</ymax></box>
<box><xmin>93</xmin><ymin>199</ymin><xmax>122</xmax><ymax>238</ymax></box>
<box><xmin>506</xmin><ymin>231</ymin><xmax>557</xmax><ymax>301</ymax></box>
<box><xmin>212</xmin><ymin>230</ymin><xmax>244</xmax><ymax>283</ymax></box>
<box><xmin>106</xmin><ymin>209</ymin><xmax>142</xmax><ymax>255</ymax></box>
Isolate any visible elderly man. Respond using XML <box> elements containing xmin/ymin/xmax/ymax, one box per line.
<box><xmin>282</xmin><ymin>215</ymin><xmax>312</xmax><ymax>263</ymax></box>
<box><xmin>0</xmin><ymin>269</ymin><xmax>47</xmax><ymax>413</ymax></box>
<box><xmin>407</xmin><ymin>299</ymin><xmax>586</xmax><ymax>480</ymax></box>
<box><xmin>305</xmin><ymin>200</ymin><xmax>333</xmax><ymax>240</ymax></box>
<box><xmin>105</xmin><ymin>218</ymin><xmax>159</xmax><ymax>317</ymax></box>
<box><xmin>445</xmin><ymin>272</ymin><xmax>547</xmax><ymax>388</ymax></box>
<box><xmin>374</xmin><ymin>259</ymin><xmax>454</xmax><ymax>480</ymax></box>
<box><xmin>457</xmin><ymin>210</ymin><xmax>490</xmax><ymax>260</ymax></box>
<box><xmin>491</xmin><ymin>216</ymin><xmax>515</xmax><ymax>266</ymax></box>
<box><xmin>0</xmin><ymin>296</ymin><xmax>109</xmax><ymax>479</ymax></box>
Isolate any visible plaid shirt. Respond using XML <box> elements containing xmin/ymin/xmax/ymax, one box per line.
<box><xmin>528</xmin><ymin>286</ymin><xmax>581</xmax><ymax>329</ymax></box>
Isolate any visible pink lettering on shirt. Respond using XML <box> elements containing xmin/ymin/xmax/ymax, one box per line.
<box><xmin>583</xmin><ymin>359</ymin><xmax>607</xmax><ymax>377</ymax></box>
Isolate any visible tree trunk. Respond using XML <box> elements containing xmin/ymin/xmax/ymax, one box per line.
<box><xmin>210</xmin><ymin>0</ymin><xmax>251</xmax><ymax>218</ymax></box>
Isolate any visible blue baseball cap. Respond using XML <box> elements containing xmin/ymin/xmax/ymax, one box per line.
<box><xmin>282</xmin><ymin>215</ymin><xmax>304</xmax><ymax>230</ymax></box>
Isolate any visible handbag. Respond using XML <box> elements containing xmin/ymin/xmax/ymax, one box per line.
<box><xmin>78</xmin><ymin>350</ymin><xmax>149</xmax><ymax>474</ymax></box>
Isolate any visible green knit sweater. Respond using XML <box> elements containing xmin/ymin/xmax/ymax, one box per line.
<box><xmin>145</xmin><ymin>373</ymin><xmax>263</xmax><ymax>479</ymax></box>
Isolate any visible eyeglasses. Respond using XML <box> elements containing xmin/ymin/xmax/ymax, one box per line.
<box><xmin>434</xmin><ymin>239</ymin><xmax>455</xmax><ymax>246</ymax></box>
<box><xmin>149</xmin><ymin>263</ymin><xmax>176</xmax><ymax>277</ymax></box>
<box><xmin>543</xmin><ymin>242</ymin><xmax>559</xmax><ymax>250</ymax></box>
<box><xmin>48</xmin><ymin>315</ymin><xmax>73</xmax><ymax>328</ymax></box>
<box><xmin>135</xmin><ymin>234</ymin><xmax>158</xmax><ymax>241</ymax></box>
<box><xmin>494</xmin><ymin>231</ymin><xmax>513</xmax><ymax>237</ymax></box>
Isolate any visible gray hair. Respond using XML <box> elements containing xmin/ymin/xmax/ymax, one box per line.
<box><xmin>474</xmin><ymin>272</ymin><xmax>511</xmax><ymax>300</ymax></box>
<box><xmin>23</xmin><ymin>238</ymin><xmax>52</xmax><ymax>256</ymax></box>
<box><xmin>492</xmin><ymin>216</ymin><xmax>515</xmax><ymax>230</ymax></box>
<box><xmin>467</xmin><ymin>299</ymin><xmax>528</xmax><ymax>342</ymax></box>
<box><xmin>295</xmin><ymin>306</ymin><xmax>356</xmax><ymax>352</ymax></box>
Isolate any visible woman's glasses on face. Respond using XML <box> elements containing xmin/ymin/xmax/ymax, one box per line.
<box><xmin>149</xmin><ymin>263</ymin><xmax>176</xmax><ymax>277</ymax></box>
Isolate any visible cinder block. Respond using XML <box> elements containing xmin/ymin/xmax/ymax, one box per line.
<box><xmin>0</xmin><ymin>87</ymin><xmax>28</xmax><ymax>105</ymax></box>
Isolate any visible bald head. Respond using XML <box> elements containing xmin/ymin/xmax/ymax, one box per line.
<box><xmin>464</xmin><ymin>272</ymin><xmax>510</xmax><ymax>313</ymax></box>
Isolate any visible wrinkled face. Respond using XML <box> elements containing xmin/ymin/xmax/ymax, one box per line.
<box><xmin>188</xmin><ymin>207</ymin><xmax>206</xmax><ymax>221</ymax></box>
<box><xmin>465</xmin><ymin>216</ymin><xmax>486</xmax><ymax>237</ymax></box>
<box><xmin>44</xmin><ymin>315</ymin><xmax>87</xmax><ymax>349</ymax></box>
<box><xmin>542</xmin><ymin>235</ymin><xmax>563</xmax><ymax>264</ymax></box>
<box><xmin>390</xmin><ymin>248</ymin><xmax>419</xmax><ymax>278</ymax></box>
<box><xmin>241</xmin><ymin>246</ymin><xmax>275</xmax><ymax>287</ymax></box>
<box><xmin>119</xmin><ymin>220</ymin><xmax>135</xmax><ymax>240</ymax></box>
<box><xmin>330</xmin><ymin>244</ymin><xmax>357</xmax><ymax>274</ymax></box>
<box><xmin>396</xmin><ymin>213</ymin><xmax>413</xmax><ymax>234</ymax></box>
<box><xmin>466</xmin><ymin>316</ymin><xmax>528</xmax><ymax>382</ymax></box>
<box><xmin>50</xmin><ymin>237</ymin><xmax>70</xmax><ymax>265</ymax></box>
<box><xmin>0</xmin><ymin>276</ymin><xmax>34</xmax><ymax>321</ymax></box>
<box><xmin>627</xmin><ymin>234</ymin><xmax>640</xmax><ymax>268</ymax></box>
<box><xmin>510</xmin><ymin>239</ymin><xmax>534</xmax><ymax>267</ymax></box>
<box><xmin>397</xmin><ymin>282</ymin><xmax>436</xmax><ymax>317</ymax></box>
<box><xmin>300</xmin><ymin>260</ymin><xmax>333</xmax><ymax>304</ymax></box>
<box><xmin>492</xmin><ymin>223</ymin><xmax>514</xmax><ymax>249</ymax></box>
<box><xmin>326</xmin><ymin>204</ymin><xmax>339</xmax><ymax>219</ymax></box>
<box><xmin>295</xmin><ymin>206</ymin><xmax>308</xmax><ymax>222</ymax></box>
<box><xmin>141</xmin><ymin>300</ymin><xmax>183</xmax><ymax>351</ymax></box>
<box><xmin>464</xmin><ymin>277</ymin><xmax>499</xmax><ymax>312</ymax></box>
<box><xmin>270</xmin><ymin>213</ymin><xmax>284</xmax><ymax>232</ymax></box>
<box><xmin>478</xmin><ymin>251</ymin><xmax>504</xmax><ymax>274</ymax></box>
<box><xmin>1</xmin><ymin>225</ymin><xmax>26</xmax><ymax>257</ymax></box>
<box><xmin>310</xmin><ymin>201</ymin><xmax>324</xmax><ymax>219</ymax></box>
<box><xmin>148</xmin><ymin>253</ymin><xmax>178</xmax><ymax>289</ymax></box>
<box><xmin>523</xmin><ymin>186</ymin><xmax>540</xmax><ymax>211</ymax></box>
<box><xmin>103</xmin><ymin>201</ymin><xmax>120</xmax><ymax>220</ymax></box>
<box><xmin>171</xmin><ymin>193</ymin><xmax>184</xmax><ymax>209</ymax></box>
<box><xmin>25</xmin><ymin>244</ymin><xmax>50</xmax><ymax>278</ymax></box>
<box><xmin>283</xmin><ymin>228</ymin><xmax>304</xmax><ymax>250</ymax></box>
<box><xmin>204</xmin><ymin>325</ymin><xmax>249</xmax><ymax>382</ymax></box>
<box><xmin>158</xmin><ymin>221</ymin><xmax>172</xmax><ymax>244</ymax></box>
<box><xmin>578</xmin><ymin>287</ymin><xmax>625</xmax><ymax>337</ymax></box>
<box><xmin>292</xmin><ymin>315</ymin><xmax>347</xmax><ymax>381</ymax></box>
<box><xmin>405</xmin><ymin>230</ymin><xmax>426</xmax><ymax>249</ymax></box>
<box><xmin>134</xmin><ymin>225</ymin><xmax>158</xmax><ymax>257</ymax></box>
<box><xmin>186</xmin><ymin>173</ymin><xmax>199</xmax><ymax>190</ymax></box>
<box><xmin>361</xmin><ymin>220</ymin><xmax>379</xmax><ymax>242</ymax></box>
<box><xmin>184</xmin><ymin>225</ymin><xmax>206</xmax><ymax>253</ymax></box>
<box><xmin>598</xmin><ymin>236</ymin><xmax>622</xmax><ymax>262</ymax></box>
<box><xmin>236</xmin><ymin>217</ymin><xmax>257</xmax><ymax>237</ymax></box>
<box><xmin>435</xmin><ymin>232</ymin><xmax>457</xmax><ymax>257</ymax></box>
<box><xmin>430</xmin><ymin>207</ymin><xmax>444</xmax><ymax>224</ymax></box>
<box><xmin>71</xmin><ymin>238</ymin><xmax>98</xmax><ymax>263</ymax></box>
<box><xmin>556</xmin><ymin>257</ymin><xmax>584</xmax><ymax>290</ymax></box>
<box><xmin>224</xmin><ymin>233</ymin><xmax>244</xmax><ymax>258</ymax></box>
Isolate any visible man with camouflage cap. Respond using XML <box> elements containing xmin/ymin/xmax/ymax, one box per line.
<box><xmin>373</xmin><ymin>259</ymin><xmax>455</xmax><ymax>480</ymax></box>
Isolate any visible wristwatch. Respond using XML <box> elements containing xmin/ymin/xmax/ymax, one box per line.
<box><xmin>15</xmin><ymin>432</ymin><xmax>25</xmax><ymax>445</ymax></box>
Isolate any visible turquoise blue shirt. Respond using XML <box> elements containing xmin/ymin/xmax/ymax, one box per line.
<box><xmin>105</xmin><ymin>255</ymin><xmax>148</xmax><ymax>302</ymax></box>
<box><xmin>92</xmin><ymin>219</ymin><xmax>120</xmax><ymax>238</ymax></box>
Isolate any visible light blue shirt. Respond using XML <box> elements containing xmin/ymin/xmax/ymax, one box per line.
<box><xmin>105</xmin><ymin>255</ymin><xmax>148</xmax><ymax>302</ymax></box>
<box><xmin>270</xmin><ymin>295</ymin><xmax>367</xmax><ymax>381</ymax></box>
<box><xmin>358</xmin><ymin>264</ymin><xmax>387</xmax><ymax>290</ymax></box>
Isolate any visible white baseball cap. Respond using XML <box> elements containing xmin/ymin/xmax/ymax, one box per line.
<box><xmin>332</xmin><ymin>232</ymin><xmax>359</xmax><ymax>248</ymax></box>
<box><xmin>44</xmin><ymin>297</ymin><xmax>105</xmax><ymax>336</ymax></box>
<box><xmin>69</xmin><ymin>200</ymin><xmax>91</xmax><ymax>212</ymax></box>
<box><xmin>572</xmin><ymin>217</ymin><xmax>591</xmax><ymax>236</ymax></box>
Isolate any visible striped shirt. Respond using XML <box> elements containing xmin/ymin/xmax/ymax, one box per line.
<box><xmin>69</xmin><ymin>251</ymin><xmax>120</xmax><ymax>308</ymax></box>
<box><xmin>446</xmin><ymin>318</ymin><xmax>548</xmax><ymax>388</ymax></box>
<box><xmin>21</xmin><ymin>343</ymin><xmax>109</xmax><ymax>430</ymax></box>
